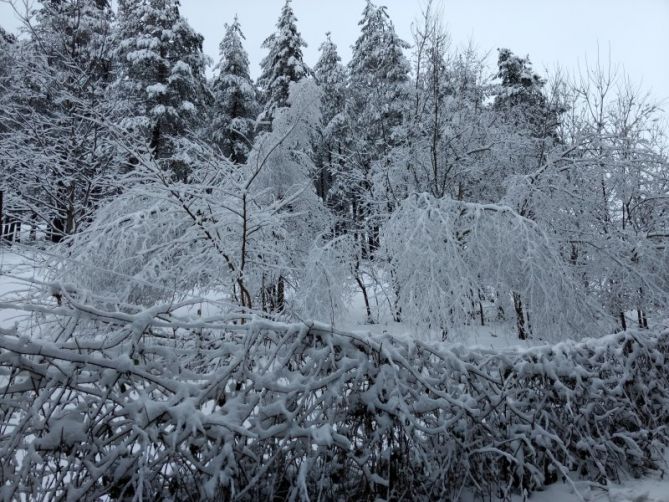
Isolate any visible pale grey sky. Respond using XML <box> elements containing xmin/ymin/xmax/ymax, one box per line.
<box><xmin>1</xmin><ymin>0</ymin><xmax>668</xmax><ymax>105</ymax></box>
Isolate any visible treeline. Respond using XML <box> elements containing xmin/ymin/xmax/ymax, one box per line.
<box><xmin>0</xmin><ymin>0</ymin><xmax>667</xmax><ymax>339</ymax></box>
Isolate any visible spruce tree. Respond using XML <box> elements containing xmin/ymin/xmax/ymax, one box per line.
<box><xmin>494</xmin><ymin>48</ymin><xmax>559</xmax><ymax>139</ymax></box>
<box><xmin>254</xmin><ymin>1</ymin><xmax>310</xmax><ymax>312</ymax></box>
<box><xmin>0</xmin><ymin>26</ymin><xmax>15</xmax><ymax>74</ymax></box>
<box><xmin>257</xmin><ymin>0</ymin><xmax>309</xmax><ymax>126</ymax></box>
<box><xmin>348</xmin><ymin>0</ymin><xmax>410</xmax><ymax>149</ymax></box>
<box><xmin>114</xmin><ymin>0</ymin><xmax>209</xmax><ymax>179</ymax></box>
<box><xmin>312</xmin><ymin>33</ymin><xmax>347</xmax><ymax>206</ymax></box>
<box><xmin>314</xmin><ymin>33</ymin><xmax>346</xmax><ymax>129</ymax></box>
<box><xmin>0</xmin><ymin>26</ymin><xmax>15</xmax><ymax>107</ymax></box>
<box><xmin>346</xmin><ymin>0</ymin><xmax>411</xmax><ymax>251</ymax></box>
<box><xmin>0</xmin><ymin>26</ymin><xmax>15</xmax><ymax>242</ymax></box>
<box><xmin>210</xmin><ymin>16</ymin><xmax>258</xmax><ymax>164</ymax></box>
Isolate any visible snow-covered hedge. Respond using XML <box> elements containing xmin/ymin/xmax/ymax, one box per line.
<box><xmin>1</xmin><ymin>299</ymin><xmax>668</xmax><ymax>500</ymax></box>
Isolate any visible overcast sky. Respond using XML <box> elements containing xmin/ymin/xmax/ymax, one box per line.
<box><xmin>1</xmin><ymin>0</ymin><xmax>668</xmax><ymax>105</ymax></box>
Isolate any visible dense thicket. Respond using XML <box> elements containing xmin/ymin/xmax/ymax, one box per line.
<box><xmin>1</xmin><ymin>297</ymin><xmax>668</xmax><ymax>500</ymax></box>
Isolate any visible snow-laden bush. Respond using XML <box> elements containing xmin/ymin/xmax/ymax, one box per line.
<box><xmin>291</xmin><ymin>234</ymin><xmax>356</xmax><ymax>324</ymax></box>
<box><xmin>1</xmin><ymin>294</ymin><xmax>668</xmax><ymax>500</ymax></box>
<box><xmin>50</xmin><ymin>80</ymin><xmax>333</xmax><ymax>315</ymax></box>
<box><xmin>52</xmin><ymin>184</ymin><xmax>210</xmax><ymax>306</ymax></box>
<box><xmin>382</xmin><ymin>193</ymin><xmax>605</xmax><ymax>340</ymax></box>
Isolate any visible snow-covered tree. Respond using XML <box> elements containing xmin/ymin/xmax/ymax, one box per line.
<box><xmin>0</xmin><ymin>25</ymin><xmax>16</xmax><ymax>241</ymax></box>
<box><xmin>348</xmin><ymin>1</ymin><xmax>411</xmax><ymax>142</ymax></box>
<box><xmin>57</xmin><ymin>80</ymin><xmax>332</xmax><ymax>316</ymax></box>
<box><xmin>246</xmin><ymin>80</ymin><xmax>330</xmax><ymax>313</ymax></box>
<box><xmin>382</xmin><ymin>193</ymin><xmax>604</xmax><ymax>340</ymax></box>
<box><xmin>0</xmin><ymin>26</ymin><xmax>14</xmax><ymax>81</ymax></box>
<box><xmin>312</xmin><ymin>32</ymin><xmax>347</xmax><ymax>206</ymax></box>
<box><xmin>114</xmin><ymin>0</ymin><xmax>210</xmax><ymax>180</ymax></box>
<box><xmin>257</xmin><ymin>0</ymin><xmax>309</xmax><ymax>126</ymax></box>
<box><xmin>210</xmin><ymin>16</ymin><xmax>258</xmax><ymax>164</ymax></box>
<box><xmin>345</xmin><ymin>0</ymin><xmax>411</xmax><ymax>250</ymax></box>
<box><xmin>499</xmin><ymin>60</ymin><xmax>669</xmax><ymax>332</ymax></box>
<box><xmin>495</xmin><ymin>49</ymin><xmax>552</xmax><ymax>123</ymax></box>
<box><xmin>0</xmin><ymin>0</ymin><xmax>118</xmax><ymax>241</ymax></box>
<box><xmin>389</xmin><ymin>3</ymin><xmax>493</xmax><ymax>202</ymax></box>
<box><xmin>562</xmin><ymin>64</ymin><xmax>669</xmax><ymax>329</ymax></box>
<box><xmin>492</xmin><ymin>48</ymin><xmax>562</xmax><ymax>180</ymax></box>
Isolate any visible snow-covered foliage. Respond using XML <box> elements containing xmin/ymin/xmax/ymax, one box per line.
<box><xmin>257</xmin><ymin>0</ymin><xmax>309</xmax><ymax>124</ymax></box>
<box><xmin>113</xmin><ymin>0</ymin><xmax>209</xmax><ymax>178</ymax></box>
<box><xmin>210</xmin><ymin>16</ymin><xmax>258</xmax><ymax>164</ymax></box>
<box><xmin>1</xmin><ymin>1</ymin><xmax>668</xmax><ymax>498</ymax></box>
<box><xmin>292</xmin><ymin>234</ymin><xmax>356</xmax><ymax>323</ymax></box>
<box><xmin>311</xmin><ymin>33</ymin><xmax>348</xmax><ymax>204</ymax></box>
<box><xmin>382</xmin><ymin>193</ymin><xmax>603</xmax><ymax>340</ymax></box>
<box><xmin>0</xmin><ymin>0</ymin><xmax>118</xmax><ymax>240</ymax></box>
<box><xmin>1</xmin><ymin>295</ymin><xmax>668</xmax><ymax>500</ymax></box>
<box><xmin>53</xmin><ymin>80</ymin><xmax>331</xmax><ymax>315</ymax></box>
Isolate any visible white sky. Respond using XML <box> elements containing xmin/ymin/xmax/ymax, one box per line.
<box><xmin>1</xmin><ymin>0</ymin><xmax>668</xmax><ymax>106</ymax></box>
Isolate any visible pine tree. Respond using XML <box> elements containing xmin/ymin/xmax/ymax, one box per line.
<box><xmin>0</xmin><ymin>25</ymin><xmax>16</xmax><ymax>242</ymax></box>
<box><xmin>0</xmin><ymin>25</ymin><xmax>15</xmax><ymax>108</ymax></box>
<box><xmin>210</xmin><ymin>16</ymin><xmax>258</xmax><ymax>164</ymax></box>
<box><xmin>345</xmin><ymin>0</ymin><xmax>411</xmax><ymax>251</ymax></box>
<box><xmin>333</xmin><ymin>0</ymin><xmax>412</xmax><ymax>321</ymax></box>
<box><xmin>254</xmin><ymin>0</ymin><xmax>311</xmax><ymax>311</ymax></box>
<box><xmin>494</xmin><ymin>48</ymin><xmax>559</xmax><ymax>140</ymax></box>
<box><xmin>114</xmin><ymin>0</ymin><xmax>209</xmax><ymax>180</ymax></box>
<box><xmin>312</xmin><ymin>32</ymin><xmax>347</xmax><ymax>204</ymax></box>
<box><xmin>314</xmin><ymin>33</ymin><xmax>346</xmax><ymax>129</ymax></box>
<box><xmin>0</xmin><ymin>26</ymin><xmax>15</xmax><ymax>69</ymax></box>
<box><xmin>348</xmin><ymin>0</ymin><xmax>410</xmax><ymax>149</ymax></box>
<box><xmin>257</xmin><ymin>0</ymin><xmax>309</xmax><ymax>126</ymax></box>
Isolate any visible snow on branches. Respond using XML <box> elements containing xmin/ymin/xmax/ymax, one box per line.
<box><xmin>0</xmin><ymin>296</ymin><xmax>668</xmax><ymax>500</ymax></box>
<box><xmin>382</xmin><ymin>193</ymin><xmax>603</xmax><ymax>340</ymax></box>
<box><xmin>53</xmin><ymin>80</ymin><xmax>333</xmax><ymax>316</ymax></box>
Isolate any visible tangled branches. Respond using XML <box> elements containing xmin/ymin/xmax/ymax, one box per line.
<box><xmin>1</xmin><ymin>297</ymin><xmax>668</xmax><ymax>500</ymax></box>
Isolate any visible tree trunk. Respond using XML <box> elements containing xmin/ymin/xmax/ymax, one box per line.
<box><xmin>30</xmin><ymin>213</ymin><xmax>37</xmax><ymax>241</ymax></box>
<box><xmin>354</xmin><ymin>261</ymin><xmax>372</xmax><ymax>323</ymax></box>
<box><xmin>277</xmin><ymin>275</ymin><xmax>285</xmax><ymax>312</ymax></box>
<box><xmin>637</xmin><ymin>309</ymin><xmax>648</xmax><ymax>329</ymax></box>
<box><xmin>513</xmin><ymin>292</ymin><xmax>527</xmax><ymax>340</ymax></box>
<box><xmin>0</xmin><ymin>190</ymin><xmax>3</xmax><ymax>243</ymax></box>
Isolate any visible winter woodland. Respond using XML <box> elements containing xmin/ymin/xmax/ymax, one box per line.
<box><xmin>0</xmin><ymin>0</ymin><xmax>668</xmax><ymax>500</ymax></box>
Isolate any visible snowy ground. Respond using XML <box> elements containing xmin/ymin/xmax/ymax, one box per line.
<box><xmin>514</xmin><ymin>461</ymin><xmax>669</xmax><ymax>502</ymax></box>
<box><xmin>0</xmin><ymin>244</ymin><xmax>47</xmax><ymax>330</ymax></box>
<box><xmin>337</xmin><ymin>288</ymin><xmax>547</xmax><ymax>351</ymax></box>
<box><xmin>1</xmin><ymin>245</ymin><xmax>669</xmax><ymax>501</ymax></box>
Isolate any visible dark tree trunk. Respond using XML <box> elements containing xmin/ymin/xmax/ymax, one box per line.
<box><xmin>277</xmin><ymin>275</ymin><xmax>285</xmax><ymax>312</ymax></box>
<box><xmin>150</xmin><ymin>123</ymin><xmax>161</xmax><ymax>159</ymax></box>
<box><xmin>30</xmin><ymin>213</ymin><xmax>37</xmax><ymax>241</ymax></box>
<box><xmin>367</xmin><ymin>224</ymin><xmax>380</xmax><ymax>254</ymax></box>
<box><xmin>637</xmin><ymin>309</ymin><xmax>648</xmax><ymax>329</ymax></box>
<box><xmin>354</xmin><ymin>262</ymin><xmax>372</xmax><ymax>323</ymax></box>
<box><xmin>619</xmin><ymin>311</ymin><xmax>627</xmax><ymax>331</ymax></box>
<box><xmin>51</xmin><ymin>216</ymin><xmax>65</xmax><ymax>243</ymax></box>
<box><xmin>513</xmin><ymin>292</ymin><xmax>527</xmax><ymax>340</ymax></box>
<box><xmin>0</xmin><ymin>190</ymin><xmax>3</xmax><ymax>243</ymax></box>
